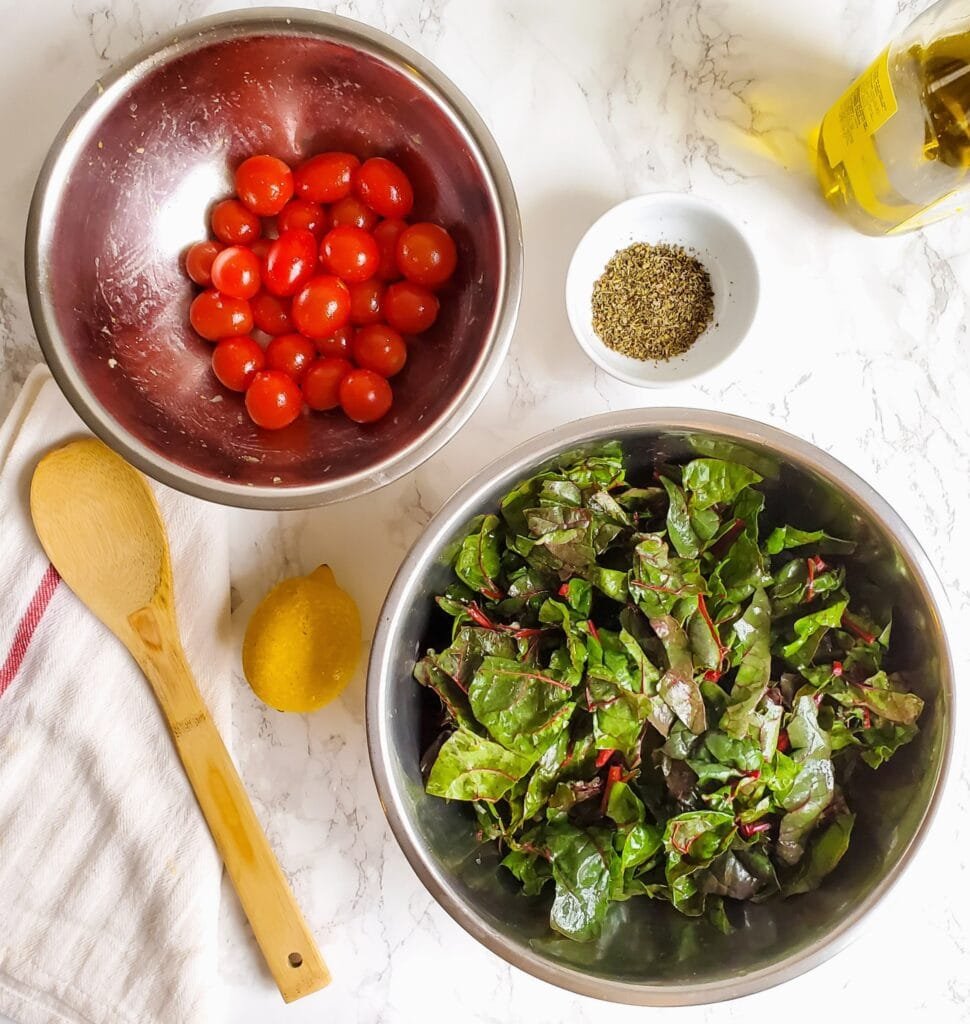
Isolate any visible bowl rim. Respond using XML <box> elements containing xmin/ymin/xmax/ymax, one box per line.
<box><xmin>24</xmin><ymin>7</ymin><xmax>523</xmax><ymax>510</ymax></box>
<box><xmin>565</xmin><ymin>192</ymin><xmax>760</xmax><ymax>389</ymax></box>
<box><xmin>366</xmin><ymin>407</ymin><xmax>955</xmax><ymax>1006</ymax></box>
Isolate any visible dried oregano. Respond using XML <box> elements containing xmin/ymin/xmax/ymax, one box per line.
<box><xmin>591</xmin><ymin>242</ymin><xmax>714</xmax><ymax>361</ymax></box>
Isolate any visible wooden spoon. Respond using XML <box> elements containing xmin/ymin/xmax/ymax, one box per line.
<box><xmin>30</xmin><ymin>437</ymin><xmax>330</xmax><ymax>1003</ymax></box>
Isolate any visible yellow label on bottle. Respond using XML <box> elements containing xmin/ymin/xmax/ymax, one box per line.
<box><xmin>821</xmin><ymin>49</ymin><xmax>898</xmax><ymax>165</ymax></box>
<box><xmin>820</xmin><ymin>48</ymin><xmax>925</xmax><ymax>227</ymax></box>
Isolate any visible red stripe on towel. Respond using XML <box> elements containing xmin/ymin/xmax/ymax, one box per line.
<box><xmin>0</xmin><ymin>564</ymin><xmax>61</xmax><ymax>697</ymax></box>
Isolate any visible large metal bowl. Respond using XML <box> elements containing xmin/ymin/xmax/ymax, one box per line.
<box><xmin>367</xmin><ymin>409</ymin><xmax>954</xmax><ymax>1005</ymax></box>
<box><xmin>26</xmin><ymin>9</ymin><xmax>521</xmax><ymax>509</ymax></box>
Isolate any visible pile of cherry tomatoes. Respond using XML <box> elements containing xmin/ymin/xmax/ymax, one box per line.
<box><xmin>184</xmin><ymin>152</ymin><xmax>457</xmax><ymax>429</ymax></box>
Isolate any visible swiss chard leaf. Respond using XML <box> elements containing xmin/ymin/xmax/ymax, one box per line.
<box><xmin>427</xmin><ymin>728</ymin><xmax>534</xmax><ymax>802</ymax></box>
<box><xmin>660</xmin><ymin>476</ymin><xmax>701</xmax><ymax>558</ymax></box>
<box><xmin>454</xmin><ymin>514</ymin><xmax>504</xmax><ymax>600</ymax></box>
<box><xmin>682</xmin><ymin>458</ymin><xmax>763</xmax><ymax>510</ymax></box>
<box><xmin>630</xmin><ymin>535</ymin><xmax>705</xmax><ymax>619</ymax></box>
<box><xmin>784</xmin><ymin>812</ymin><xmax>854</xmax><ymax>895</ymax></box>
<box><xmin>780</xmin><ymin>599</ymin><xmax>848</xmax><ymax>665</ymax></box>
<box><xmin>652</xmin><ymin>615</ymin><xmax>706</xmax><ymax>734</ymax></box>
<box><xmin>850</xmin><ymin>671</ymin><xmax>924</xmax><ymax>725</ymax></box>
<box><xmin>765</xmin><ymin>525</ymin><xmax>855</xmax><ymax>556</ymax></box>
<box><xmin>776</xmin><ymin>697</ymin><xmax>834</xmax><ymax>865</ymax></box>
<box><xmin>501</xmin><ymin>849</ymin><xmax>553</xmax><ymax>896</ymax></box>
<box><xmin>721</xmin><ymin>588</ymin><xmax>772</xmax><ymax>738</ymax></box>
<box><xmin>545</xmin><ymin>823</ymin><xmax>614</xmax><ymax>942</ymax></box>
<box><xmin>468</xmin><ymin>656</ymin><xmax>576</xmax><ymax>756</ymax></box>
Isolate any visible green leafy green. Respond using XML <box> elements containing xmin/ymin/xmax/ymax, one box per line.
<box><xmin>546</xmin><ymin>822</ymin><xmax>614</xmax><ymax>941</ymax></box>
<box><xmin>426</xmin><ymin>729</ymin><xmax>534</xmax><ymax>802</ymax></box>
<box><xmin>682</xmin><ymin>458</ymin><xmax>763</xmax><ymax>510</ymax></box>
<box><xmin>415</xmin><ymin>447</ymin><xmax>922</xmax><ymax>941</ymax></box>
<box><xmin>720</xmin><ymin>588</ymin><xmax>772</xmax><ymax>738</ymax></box>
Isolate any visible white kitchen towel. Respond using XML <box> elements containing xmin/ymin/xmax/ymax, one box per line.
<box><xmin>0</xmin><ymin>366</ymin><xmax>229</xmax><ymax>1024</ymax></box>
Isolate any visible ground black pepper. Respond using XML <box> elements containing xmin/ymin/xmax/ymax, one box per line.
<box><xmin>591</xmin><ymin>242</ymin><xmax>714</xmax><ymax>361</ymax></box>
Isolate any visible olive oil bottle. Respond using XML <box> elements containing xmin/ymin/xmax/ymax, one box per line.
<box><xmin>817</xmin><ymin>0</ymin><xmax>970</xmax><ymax>234</ymax></box>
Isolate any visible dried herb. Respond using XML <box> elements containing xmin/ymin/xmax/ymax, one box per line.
<box><xmin>591</xmin><ymin>242</ymin><xmax>714</xmax><ymax>361</ymax></box>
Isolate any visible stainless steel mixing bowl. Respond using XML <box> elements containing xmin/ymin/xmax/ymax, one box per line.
<box><xmin>26</xmin><ymin>9</ymin><xmax>521</xmax><ymax>509</ymax></box>
<box><xmin>367</xmin><ymin>409</ymin><xmax>954</xmax><ymax>1005</ymax></box>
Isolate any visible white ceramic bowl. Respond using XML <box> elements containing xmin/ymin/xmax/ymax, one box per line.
<box><xmin>566</xmin><ymin>193</ymin><xmax>759</xmax><ymax>387</ymax></box>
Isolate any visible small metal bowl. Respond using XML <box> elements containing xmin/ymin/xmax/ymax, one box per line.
<box><xmin>367</xmin><ymin>409</ymin><xmax>954</xmax><ymax>1005</ymax></box>
<box><xmin>26</xmin><ymin>9</ymin><xmax>521</xmax><ymax>509</ymax></box>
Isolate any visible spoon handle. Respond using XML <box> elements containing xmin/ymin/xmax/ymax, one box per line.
<box><xmin>128</xmin><ymin>602</ymin><xmax>330</xmax><ymax>1003</ymax></box>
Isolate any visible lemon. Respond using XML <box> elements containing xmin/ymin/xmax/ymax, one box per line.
<box><xmin>242</xmin><ymin>565</ymin><xmax>361</xmax><ymax>713</ymax></box>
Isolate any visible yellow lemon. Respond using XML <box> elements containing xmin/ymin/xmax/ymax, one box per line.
<box><xmin>242</xmin><ymin>565</ymin><xmax>361</xmax><ymax>713</ymax></box>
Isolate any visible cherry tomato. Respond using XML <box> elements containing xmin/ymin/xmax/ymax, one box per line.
<box><xmin>211</xmin><ymin>335</ymin><xmax>265</xmax><ymax>391</ymax></box>
<box><xmin>251</xmin><ymin>291</ymin><xmax>293</xmax><ymax>336</ymax></box>
<box><xmin>294</xmin><ymin>152</ymin><xmax>360</xmax><ymax>203</ymax></box>
<box><xmin>339</xmin><ymin>368</ymin><xmax>393</xmax><ymax>423</ymax></box>
<box><xmin>353</xmin><ymin>157</ymin><xmax>413</xmax><ymax>218</ymax></box>
<box><xmin>348</xmin><ymin>279</ymin><xmax>384</xmax><ymax>325</ymax></box>
<box><xmin>245</xmin><ymin>370</ymin><xmax>302</xmax><ymax>430</ymax></box>
<box><xmin>249</xmin><ymin>238</ymin><xmax>272</xmax><ymax>261</ymax></box>
<box><xmin>396</xmin><ymin>222</ymin><xmax>457</xmax><ymax>288</ymax></box>
<box><xmin>291</xmin><ymin>275</ymin><xmax>351</xmax><ymax>339</ymax></box>
<box><xmin>189</xmin><ymin>289</ymin><xmax>254</xmax><ymax>341</ymax></box>
<box><xmin>373</xmin><ymin>218</ymin><xmax>407</xmax><ymax>281</ymax></box>
<box><xmin>383</xmin><ymin>281</ymin><xmax>439</xmax><ymax>334</ymax></box>
<box><xmin>320</xmin><ymin>226</ymin><xmax>379</xmax><ymax>283</ymax></box>
<box><xmin>211</xmin><ymin>199</ymin><xmax>261</xmax><ymax>245</ymax></box>
<box><xmin>302</xmin><ymin>357</ymin><xmax>353</xmax><ymax>411</ymax></box>
<box><xmin>185</xmin><ymin>240</ymin><xmax>222</xmax><ymax>286</ymax></box>
<box><xmin>315</xmin><ymin>324</ymin><xmax>353</xmax><ymax>359</ymax></box>
<box><xmin>330</xmin><ymin>195</ymin><xmax>379</xmax><ymax>231</ymax></box>
<box><xmin>234</xmin><ymin>155</ymin><xmax>294</xmax><ymax>216</ymax></box>
<box><xmin>277</xmin><ymin>199</ymin><xmax>328</xmax><ymax>237</ymax></box>
<box><xmin>265</xmin><ymin>333</ymin><xmax>317</xmax><ymax>383</ymax></box>
<box><xmin>352</xmin><ymin>324</ymin><xmax>407</xmax><ymax>378</ymax></box>
<box><xmin>263</xmin><ymin>229</ymin><xmax>318</xmax><ymax>297</ymax></box>
<box><xmin>210</xmin><ymin>245</ymin><xmax>261</xmax><ymax>300</ymax></box>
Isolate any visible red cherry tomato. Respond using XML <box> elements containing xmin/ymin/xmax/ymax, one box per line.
<box><xmin>294</xmin><ymin>152</ymin><xmax>360</xmax><ymax>204</ymax></box>
<box><xmin>250</xmin><ymin>238</ymin><xmax>272</xmax><ymax>261</ymax></box>
<box><xmin>185</xmin><ymin>240</ymin><xmax>222</xmax><ymax>286</ymax></box>
<box><xmin>315</xmin><ymin>325</ymin><xmax>353</xmax><ymax>359</ymax></box>
<box><xmin>211</xmin><ymin>199</ymin><xmax>262</xmax><ymax>245</ymax></box>
<box><xmin>211</xmin><ymin>335</ymin><xmax>265</xmax><ymax>392</ymax></box>
<box><xmin>245</xmin><ymin>370</ymin><xmax>302</xmax><ymax>430</ymax></box>
<box><xmin>291</xmin><ymin>275</ymin><xmax>351</xmax><ymax>339</ymax></box>
<box><xmin>210</xmin><ymin>245</ymin><xmax>261</xmax><ymax>300</ymax></box>
<box><xmin>339</xmin><ymin>368</ymin><xmax>393</xmax><ymax>423</ymax></box>
<box><xmin>263</xmin><ymin>229</ymin><xmax>318</xmax><ymax>297</ymax></box>
<box><xmin>189</xmin><ymin>289</ymin><xmax>254</xmax><ymax>341</ymax></box>
<box><xmin>302</xmin><ymin>357</ymin><xmax>353</xmax><ymax>411</ymax></box>
<box><xmin>352</xmin><ymin>324</ymin><xmax>407</xmax><ymax>378</ymax></box>
<box><xmin>383</xmin><ymin>281</ymin><xmax>439</xmax><ymax>334</ymax></box>
<box><xmin>251</xmin><ymin>291</ymin><xmax>293</xmax><ymax>336</ymax></box>
<box><xmin>373</xmin><ymin>219</ymin><xmax>407</xmax><ymax>281</ymax></box>
<box><xmin>234</xmin><ymin>155</ymin><xmax>294</xmax><ymax>216</ymax></box>
<box><xmin>277</xmin><ymin>199</ymin><xmax>328</xmax><ymax>237</ymax></box>
<box><xmin>396</xmin><ymin>223</ymin><xmax>457</xmax><ymax>288</ymax></box>
<box><xmin>353</xmin><ymin>158</ymin><xmax>414</xmax><ymax>218</ymax></box>
<box><xmin>330</xmin><ymin>195</ymin><xmax>379</xmax><ymax>231</ymax></box>
<box><xmin>265</xmin><ymin>333</ymin><xmax>317</xmax><ymax>383</ymax></box>
<box><xmin>320</xmin><ymin>226</ymin><xmax>379</xmax><ymax>283</ymax></box>
<box><xmin>348</xmin><ymin>279</ymin><xmax>384</xmax><ymax>325</ymax></box>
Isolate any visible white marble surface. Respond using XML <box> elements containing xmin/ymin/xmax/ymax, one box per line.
<box><xmin>2</xmin><ymin>0</ymin><xmax>970</xmax><ymax>1021</ymax></box>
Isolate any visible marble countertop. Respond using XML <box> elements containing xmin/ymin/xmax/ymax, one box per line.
<box><xmin>2</xmin><ymin>0</ymin><xmax>969</xmax><ymax>1021</ymax></box>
